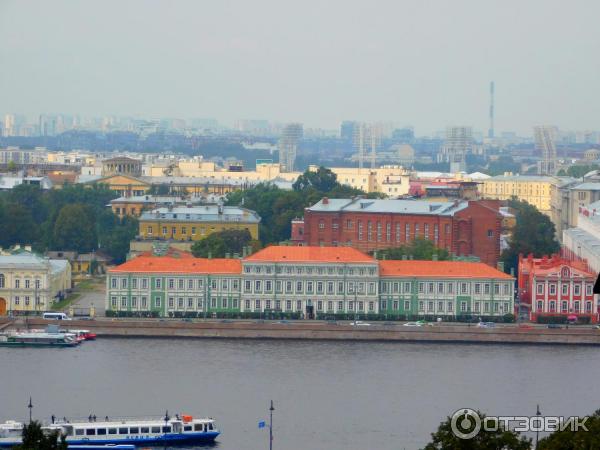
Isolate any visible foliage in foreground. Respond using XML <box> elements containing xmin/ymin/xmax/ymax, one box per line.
<box><xmin>190</xmin><ymin>229</ymin><xmax>261</xmax><ymax>258</ymax></box>
<box><xmin>15</xmin><ymin>420</ymin><xmax>67</xmax><ymax>450</ymax></box>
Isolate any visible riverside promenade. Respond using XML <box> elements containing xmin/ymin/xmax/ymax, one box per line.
<box><xmin>3</xmin><ymin>317</ymin><xmax>600</xmax><ymax>345</ymax></box>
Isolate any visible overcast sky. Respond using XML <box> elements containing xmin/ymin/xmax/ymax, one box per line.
<box><xmin>1</xmin><ymin>0</ymin><xmax>599</xmax><ymax>135</ymax></box>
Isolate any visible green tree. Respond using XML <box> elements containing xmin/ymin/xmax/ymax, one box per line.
<box><xmin>97</xmin><ymin>212</ymin><xmax>139</xmax><ymax>263</ymax></box>
<box><xmin>191</xmin><ymin>229</ymin><xmax>259</xmax><ymax>258</ymax></box>
<box><xmin>52</xmin><ymin>204</ymin><xmax>97</xmax><ymax>252</ymax></box>
<box><xmin>0</xmin><ymin>202</ymin><xmax>38</xmax><ymax>248</ymax></box>
<box><xmin>487</xmin><ymin>155</ymin><xmax>521</xmax><ymax>176</ymax></box>
<box><xmin>424</xmin><ymin>412</ymin><xmax>531</xmax><ymax>450</ymax></box>
<box><xmin>292</xmin><ymin>166</ymin><xmax>338</xmax><ymax>193</ymax></box>
<box><xmin>375</xmin><ymin>238</ymin><xmax>451</xmax><ymax>260</ymax></box>
<box><xmin>500</xmin><ymin>199</ymin><xmax>560</xmax><ymax>274</ymax></box>
<box><xmin>15</xmin><ymin>420</ymin><xmax>67</xmax><ymax>450</ymax></box>
<box><xmin>566</xmin><ymin>164</ymin><xmax>599</xmax><ymax>178</ymax></box>
<box><xmin>7</xmin><ymin>160</ymin><xmax>17</xmax><ymax>173</ymax></box>
<box><xmin>147</xmin><ymin>184</ymin><xmax>170</xmax><ymax>195</ymax></box>
<box><xmin>538</xmin><ymin>409</ymin><xmax>600</xmax><ymax>449</ymax></box>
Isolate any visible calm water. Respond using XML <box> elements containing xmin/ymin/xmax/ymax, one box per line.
<box><xmin>2</xmin><ymin>338</ymin><xmax>600</xmax><ymax>450</ymax></box>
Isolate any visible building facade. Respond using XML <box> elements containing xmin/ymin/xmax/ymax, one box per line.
<box><xmin>106</xmin><ymin>246</ymin><xmax>514</xmax><ymax>319</ymax></box>
<box><xmin>0</xmin><ymin>252</ymin><xmax>71</xmax><ymax>315</ymax></box>
<box><xmin>138</xmin><ymin>205</ymin><xmax>261</xmax><ymax>242</ymax></box>
<box><xmin>294</xmin><ymin>198</ymin><xmax>503</xmax><ymax>267</ymax></box>
<box><xmin>551</xmin><ymin>171</ymin><xmax>600</xmax><ymax>238</ymax></box>
<box><xmin>518</xmin><ymin>254</ymin><xmax>598</xmax><ymax>323</ymax></box>
<box><xmin>480</xmin><ymin>174</ymin><xmax>569</xmax><ymax>217</ymax></box>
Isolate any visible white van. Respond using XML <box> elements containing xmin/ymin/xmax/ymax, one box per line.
<box><xmin>42</xmin><ymin>312</ymin><xmax>71</xmax><ymax>321</ymax></box>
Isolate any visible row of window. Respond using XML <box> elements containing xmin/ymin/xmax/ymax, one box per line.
<box><xmin>242</xmin><ymin>299</ymin><xmax>377</xmax><ymax>312</ymax></box>
<box><xmin>0</xmin><ymin>274</ymin><xmax>42</xmax><ymax>289</ymax></box>
<box><xmin>535</xmin><ymin>300</ymin><xmax>594</xmax><ymax>313</ymax></box>
<box><xmin>146</xmin><ymin>225</ymin><xmax>215</xmax><ymax>236</ymax></box>
<box><xmin>319</xmin><ymin>220</ymin><xmax>452</xmax><ymax>243</ymax></box>
<box><xmin>535</xmin><ymin>282</ymin><xmax>593</xmax><ymax>296</ymax></box>
<box><xmin>74</xmin><ymin>423</ymin><xmax>212</xmax><ymax>436</ymax></box>
<box><xmin>381</xmin><ymin>281</ymin><xmax>512</xmax><ymax>296</ymax></box>
<box><xmin>243</xmin><ymin>280</ymin><xmax>377</xmax><ymax>295</ymax></box>
<box><xmin>110</xmin><ymin>296</ymin><xmax>238</xmax><ymax>310</ymax></box>
<box><xmin>243</xmin><ymin>265</ymin><xmax>377</xmax><ymax>276</ymax></box>
<box><xmin>110</xmin><ymin>277</ymin><xmax>239</xmax><ymax>291</ymax></box>
<box><xmin>12</xmin><ymin>296</ymin><xmax>42</xmax><ymax>306</ymax></box>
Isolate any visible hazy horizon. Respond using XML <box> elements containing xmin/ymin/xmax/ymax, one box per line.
<box><xmin>1</xmin><ymin>0</ymin><xmax>599</xmax><ymax>135</ymax></box>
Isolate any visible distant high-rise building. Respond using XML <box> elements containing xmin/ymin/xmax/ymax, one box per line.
<box><xmin>488</xmin><ymin>81</ymin><xmax>495</xmax><ymax>139</ymax></box>
<box><xmin>340</xmin><ymin>121</ymin><xmax>358</xmax><ymax>141</ymax></box>
<box><xmin>438</xmin><ymin>126</ymin><xmax>473</xmax><ymax>172</ymax></box>
<box><xmin>278</xmin><ymin>123</ymin><xmax>303</xmax><ymax>172</ymax></box>
<box><xmin>3</xmin><ymin>114</ymin><xmax>16</xmax><ymax>137</ymax></box>
<box><xmin>534</xmin><ymin>125</ymin><xmax>558</xmax><ymax>175</ymax></box>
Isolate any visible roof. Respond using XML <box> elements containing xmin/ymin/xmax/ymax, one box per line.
<box><xmin>379</xmin><ymin>260</ymin><xmax>513</xmax><ymax>279</ymax></box>
<box><xmin>570</xmin><ymin>182</ymin><xmax>600</xmax><ymax>191</ymax></box>
<box><xmin>110</xmin><ymin>195</ymin><xmax>190</xmax><ymax>204</ymax></box>
<box><xmin>486</xmin><ymin>175</ymin><xmax>558</xmax><ymax>182</ymax></box>
<box><xmin>0</xmin><ymin>253</ymin><xmax>70</xmax><ymax>274</ymax></box>
<box><xmin>110</xmin><ymin>257</ymin><xmax>241</xmax><ymax>274</ymax></box>
<box><xmin>139</xmin><ymin>205</ymin><xmax>261</xmax><ymax>223</ymax></box>
<box><xmin>307</xmin><ymin>198</ymin><xmax>468</xmax><ymax>215</ymax></box>
<box><xmin>245</xmin><ymin>246</ymin><xmax>376</xmax><ymax>263</ymax></box>
<box><xmin>103</xmin><ymin>156</ymin><xmax>141</xmax><ymax>164</ymax></box>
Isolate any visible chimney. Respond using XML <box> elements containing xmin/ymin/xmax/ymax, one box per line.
<box><xmin>225</xmin><ymin>252</ymin><xmax>231</xmax><ymax>259</ymax></box>
<box><xmin>432</xmin><ymin>253</ymin><xmax>438</xmax><ymax>261</ymax></box>
<box><xmin>322</xmin><ymin>197</ymin><xmax>329</xmax><ymax>205</ymax></box>
<box><xmin>497</xmin><ymin>261</ymin><xmax>505</xmax><ymax>272</ymax></box>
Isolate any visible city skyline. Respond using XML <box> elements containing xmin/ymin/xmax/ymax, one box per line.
<box><xmin>1</xmin><ymin>0</ymin><xmax>600</xmax><ymax>134</ymax></box>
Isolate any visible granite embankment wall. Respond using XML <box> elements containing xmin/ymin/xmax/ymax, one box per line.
<box><xmin>16</xmin><ymin>318</ymin><xmax>600</xmax><ymax>345</ymax></box>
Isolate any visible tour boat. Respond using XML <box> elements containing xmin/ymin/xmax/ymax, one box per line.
<box><xmin>0</xmin><ymin>413</ymin><xmax>220</xmax><ymax>447</ymax></box>
<box><xmin>62</xmin><ymin>329</ymin><xmax>97</xmax><ymax>341</ymax></box>
<box><xmin>0</xmin><ymin>331</ymin><xmax>78</xmax><ymax>347</ymax></box>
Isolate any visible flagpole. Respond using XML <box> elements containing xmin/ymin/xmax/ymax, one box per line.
<box><xmin>269</xmin><ymin>400</ymin><xmax>274</xmax><ymax>450</ymax></box>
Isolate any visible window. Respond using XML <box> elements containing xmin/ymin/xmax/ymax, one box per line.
<box><xmin>178</xmin><ymin>279</ymin><xmax>184</xmax><ymax>290</ymax></box>
<box><xmin>244</xmin><ymin>280</ymin><xmax>251</xmax><ymax>292</ymax></box>
<box><xmin>461</xmin><ymin>283</ymin><xmax>469</xmax><ymax>294</ymax></box>
<box><xmin>168</xmin><ymin>279</ymin><xmax>175</xmax><ymax>289</ymax></box>
<box><xmin>460</xmin><ymin>301</ymin><xmax>467</xmax><ymax>312</ymax></box>
<box><xmin>367</xmin><ymin>221</ymin><xmax>373</xmax><ymax>241</ymax></box>
<box><xmin>319</xmin><ymin>220</ymin><xmax>325</xmax><ymax>229</ymax></box>
<box><xmin>111</xmin><ymin>296</ymin><xmax>117</xmax><ymax>308</ymax></box>
<box><xmin>316</xmin><ymin>282</ymin><xmax>323</xmax><ymax>294</ymax></box>
<box><xmin>35</xmin><ymin>279</ymin><xmax>41</xmax><ymax>289</ymax></box>
<box><xmin>188</xmin><ymin>279</ymin><xmax>194</xmax><ymax>290</ymax></box>
<box><xmin>131</xmin><ymin>296</ymin><xmax>137</xmax><ymax>308</ymax></box>
<box><xmin>111</xmin><ymin>277</ymin><xmax>117</xmax><ymax>289</ymax></box>
<box><xmin>537</xmin><ymin>301</ymin><xmax>543</xmax><ymax>311</ymax></box>
<box><xmin>296</xmin><ymin>281</ymin><xmax>303</xmax><ymax>293</ymax></box>
<box><xmin>265</xmin><ymin>280</ymin><xmax>272</xmax><ymax>292</ymax></box>
<box><xmin>121</xmin><ymin>296</ymin><xmax>127</xmax><ymax>308</ymax></box>
<box><xmin>574</xmin><ymin>284</ymin><xmax>580</xmax><ymax>296</ymax></box>
<box><xmin>287</xmin><ymin>300</ymin><xmax>292</xmax><ymax>311</ymax></box>
<box><xmin>396</xmin><ymin>223</ymin><xmax>401</xmax><ymax>242</ymax></box>
<box><xmin>155</xmin><ymin>279</ymin><xmax>162</xmax><ymax>289</ymax></box>
<box><xmin>255</xmin><ymin>300</ymin><xmax>261</xmax><ymax>310</ymax></box>
<box><xmin>487</xmin><ymin>229</ymin><xmax>494</xmax><ymax>238</ymax></box>
<box><xmin>574</xmin><ymin>301</ymin><xmax>580</xmax><ymax>312</ymax></box>
<box><xmin>120</xmin><ymin>278</ymin><xmax>126</xmax><ymax>289</ymax></box>
<box><xmin>448</xmin><ymin>302</ymin><xmax>453</xmax><ymax>312</ymax></box>
<box><xmin>561</xmin><ymin>301</ymin><xmax>568</xmax><ymax>312</ymax></box>
<box><xmin>296</xmin><ymin>300</ymin><xmax>302</xmax><ymax>310</ymax></box>
<box><xmin>346</xmin><ymin>219</ymin><xmax>353</xmax><ymax>229</ymax></box>
<box><xmin>418</xmin><ymin>301</ymin><xmax>424</xmax><ymax>311</ymax></box>
<box><xmin>358</xmin><ymin>220</ymin><xmax>363</xmax><ymax>240</ymax></box>
<box><xmin>405</xmin><ymin>223</ymin><xmax>410</xmax><ymax>241</ymax></box>
<box><xmin>404</xmin><ymin>300</ymin><xmax>410</xmax><ymax>310</ymax></box>
<box><xmin>142</xmin><ymin>278</ymin><xmax>148</xmax><ymax>289</ymax></box>
<box><xmin>377</xmin><ymin>222</ymin><xmax>382</xmax><ymax>241</ymax></box>
<box><xmin>141</xmin><ymin>297</ymin><xmax>147</xmax><ymax>308</ymax></box>
<box><xmin>168</xmin><ymin>297</ymin><xmax>174</xmax><ymax>308</ymax></box>
<box><xmin>474</xmin><ymin>302</ymin><xmax>480</xmax><ymax>312</ymax></box>
<box><xmin>327</xmin><ymin>282</ymin><xmax>334</xmax><ymax>294</ymax></box>
<box><xmin>561</xmin><ymin>284</ymin><xmax>568</xmax><ymax>296</ymax></box>
<box><xmin>586</xmin><ymin>284</ymin><xmax>593</xmax><ymax>296</ymax></box>
<box><xmin>245</xmin><ymin>299</ymin><xmax>251</xmax><ymax>310</ymax></box>
<box><xmin>338</xmin><ymin>301</ymin><xmax>343</xmax><ymax>311</ymax></box>
<box><xmin>475</xmin><ymin>283</ymin><xmax>481</xmax><ymax>294</ymax></box>
<box><xmin>537</xmin><ymin>283</ymin><xmax>544</xmax><ymax>295</ymax></box>
<box><xmin>424</xmin><ymin>223</ymin><xmax>429</xmax><ymax>240</ymax></box>
<box><xmin>437</xmin><ymin>283</ymin><xmax>444</xmax><ymax>294</ymax></box>
<box><xmin>155</xmin><ymin>297</ymin><xmax>161</xmax><ymax>308</ymax></box>
<box><xmin>438</xmin><ymin>301</ymin><xmax>444</xmax><ymax>311</ymax></box>
<box><xmin>549</xmin><ymin>284</ymin><xmax>556</xmax><ymax>295</ymax></box>
<box><xmin>549</xmin><ymin>301</ymin><xmax>556</xmax><ymax>312</ymax></box>
<box><xmin>586</xmin><ymin>301</ymin><xmax>592</xmax><ymax>313</ymax></box>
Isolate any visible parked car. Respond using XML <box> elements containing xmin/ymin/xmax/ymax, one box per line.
<box><xmin>547</xmin><ymin>323</ymin><xmax>563</xmax><ymax>329</ymax></box>
<box><xmin>403</xmin><ymin>322</ymin><xmax>424</xmax><ymax>327</ymax></box>
<box><xmin>350</xmin><ymin>320</ymin><xmax>371</xmax><ymax>326</ymax></box>
<box><xmin>477</xmin><ymin>322</ymin><xmax>496</xmax><ymax>328</ymax></box>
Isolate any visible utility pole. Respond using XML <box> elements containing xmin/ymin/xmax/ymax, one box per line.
<box><xmin>28</xmin><ymin>397</ymin><xmax>33</xmax><ymax>423</ymax></box>
<box><xmin>535</xmin><ymin>404</ymin><xmax>541</xmax><ymax>449</ymax></box>
<box><xmin>269</xmin><ymin>400</ymin><xmax>274</xmax><ymax>450</ymax></box>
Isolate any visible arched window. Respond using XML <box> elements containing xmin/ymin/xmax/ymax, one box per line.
<box><xmin>0</xmin><ymin>274</ymin><xmax>4</xmax><ymax>288</ymax></box>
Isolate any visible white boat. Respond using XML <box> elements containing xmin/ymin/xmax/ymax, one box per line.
<box><xmin>0</xmin><ymin>413</ymin><xmax>219</xmax><ymax>447</ymax></box>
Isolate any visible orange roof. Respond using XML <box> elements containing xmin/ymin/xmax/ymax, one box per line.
<box><xmin>379</xmin><ymin>260</ymin><xmax>513</xmax><ymax>279</ymax></box>
<box><xmin>245</xmin><ymin>245</ymin><xmax>375</xmax><ymax>263</ymax></box>
<box><xmin>109</xmin><ymin>257</ymin><xmax>241</xmax><ymax>274</ymax></box>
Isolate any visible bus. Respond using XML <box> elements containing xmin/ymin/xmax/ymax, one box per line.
<box><xmin>42</xmin><ymin>312</ymin><xmax>72</xmax><ymax>321</ymax></box>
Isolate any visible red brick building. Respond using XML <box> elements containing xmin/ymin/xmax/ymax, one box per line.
<box><xmin>291</xmin><ymin>197</ymin><xmax>502</xmax><ymax>267</ymax></box>
<box><xmin>518</xmin><ymin>253</ymin><xmax>598</xmax><ymax>323</ymax></box>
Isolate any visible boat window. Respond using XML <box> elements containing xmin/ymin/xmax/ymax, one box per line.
<box><xmin>108</xmin><ymin>428</ymin><xmax>117</xmax><ymax>435</ymax></box>
<box><xmin>141</xmin><ymin>427</ymin><xmax>149</xmax><ymax>433</ymax></box>
<box><xmin>208</xmin><ymin>423</ymin><xmax>213</xmax><ymax>430</ymax></box>
<box><xmin>85</xmin><ymin>429</ymin><xmax>96</xmax><ymax>436</ymax></box>
<box><xmin>75</xmin><ymin>429</ymin><xmax>84</xmax><ymax>436</ymax></box>
<box><xmin>194</xmin><ymin>424</ymin><xmax>203</xmax><ymax>431</ymax></box>
<box><xmin>130</xmin><ymin>427</ymin><xmax>139</xmax><ymax>434</ymax></box>
<box><xmin>184</xmin><ymin>425</ymin><xmax>192</xmax><ymax>431</ymax></box>
<box><xmin>151</xmin><ymin>426</ymin><xmax>161</xmax><ymax>433</ymax></box>
<box><xmin>162</xmin><ymin>426</ymin><xmax>172</xmax><ymax>433</ymax></box>
<box><xmin>119</xmin><ymin>427</ymin><xmax>128</xmax><ymax>434</ymax></box>
<box><xmin>97</xmin><ymin>428</ymin><xmax>107</xmax><ymax>435</ymax></box>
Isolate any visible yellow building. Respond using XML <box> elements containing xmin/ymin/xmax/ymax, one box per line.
<box><xmin>0</xmin><ymin>250</ymin><xmax>71</xmax><ymax>315</ymax></box>
<box><xmin>315</xmin><ymin>165</ymin><xmax>411</xmax><ymax>196</ymax></box>
<box><xmin>138</xmin><ymin>204</ymin><xmax>261</xmax><ymax>242</ymax></box>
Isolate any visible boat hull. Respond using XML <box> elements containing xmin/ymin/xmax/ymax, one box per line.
<box><xmin>0</xmin><ymin>431</ymin><xmax>219</xmax><ymax>448</ymax></box>
<box><xmin>0</xmin><ymin>342</ymin><xmax>77</xmax><ymax>348</ymax></box>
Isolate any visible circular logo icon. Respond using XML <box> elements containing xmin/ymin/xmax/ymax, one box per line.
<box><xmin>451</xmin><ymin>408</ymin><xmax>481</xmax><ymax>440</ymax></box>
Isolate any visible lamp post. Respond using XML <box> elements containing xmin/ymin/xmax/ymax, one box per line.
<box><xmin>28</xmin><ymin>397</ymin><xmax>33</xmax><ymax>423</ymax></box>
<box><xmin>269</xmin><ymin>400</ymin><xmax>274</xmax><ymax>450</ymax></box>
<box><xmin>535</xmin><ymin>404</ymin><xmax>541</xmax><ymax>449</ymax></box>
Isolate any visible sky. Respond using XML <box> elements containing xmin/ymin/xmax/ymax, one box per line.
<box><xmin>1</xmin><ymin>0</ymin><xmax>599</xmax><ymax>135</ymax></box>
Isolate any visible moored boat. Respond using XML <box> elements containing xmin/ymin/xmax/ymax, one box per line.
<box><xmin>0</xmin><ymin>331</ymin><xmax>78</xmax><ymax>347</ymax></box>
<box><xmin>0</xmin><ymin>413</ymin><xmax>220</xmax><ymax>447</ymax></box>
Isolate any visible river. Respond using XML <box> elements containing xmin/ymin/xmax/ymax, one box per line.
<box><xmin>2</xmin><ymin>338</ymin><xmax>600</xmax><ymax>449</ymax></box>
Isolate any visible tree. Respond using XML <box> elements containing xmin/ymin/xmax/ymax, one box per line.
<box><xmin>487</xmin><ymin>156</ymin><xmax>521</xmax><ymax>176</ymax></box>
<box><xmin>375</xmin><ymin>239</ymin><xmax>451</xmax><ymax>261</ymax></box>
<box><xmin>0</xmin><ymin>202</ymin><xmax>38</xmax><ymax>248</ymax></box>
<box><xmin>292</xmin><ymin>166</ymin><xmax>338</xmax><ymax>193</ymax></box>
<box><xmin>537</xmin><ymin>409</ymin><xmax>600</xmax><ymax>449</ymax></box>
<box><xmin>500</xmin><ymin>199</ymin><xmax>560</xmax><ymax>274</ymax></box>
<box><xmin>424</xmin><ymin>412</ymin><xmax>531</xmax><ymax>450</ymax></box>
<box><xmin>15</xmin><ymin>420</ymin><xmax>67</xmax><ymax>450</ymax></box>
<box><xmin>52</xmin><ymin>204</ymin><xmax>97</xmax><ymax>252</ymax></box>
<box><xmin>191</xmin><ymin>229</ymin><xmax>259</xmax><ymax>258</ymax></box>
<box><xmin>7</xmin><ymin>160</ymin><xmax>17</xmax><ymax>173</ymax></box>
<box><xmin>97</xmin><ymin>212</ymin><xmax>138</xmax><ymax>264</ymax></box>
<box><xmin>565</xmin><ymin>164</ymin><xmax>599</xmax><ymax>179</ymax></box>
